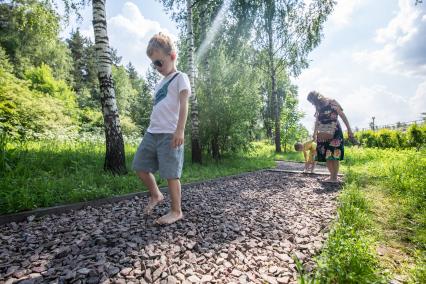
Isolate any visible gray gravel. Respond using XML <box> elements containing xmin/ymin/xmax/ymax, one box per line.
<box><xmin>0</xmin><ymin>171</ymin><xmax>339</xmax><ymax>284</ymax></box>
<box><xmin>275</xmin><ymin>161</ymin><xmax>329</xmax><ymax>175</ymax></box>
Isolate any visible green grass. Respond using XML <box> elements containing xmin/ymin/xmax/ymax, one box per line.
<box><xmin>274</xmin><ymin>151</ymin><xmax>305</xmax><ymax>162</ymax></box>
<box><xmin>304</xmin><ymin>147</ymin><xmax>426</xmax><ymax>283</ymax></box>
<box><xmin>0</xmin><ymin>138</ymin><xmax>275</xmax><ymax>214</ymax></box>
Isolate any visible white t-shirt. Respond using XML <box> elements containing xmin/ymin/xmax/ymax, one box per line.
<box><xmin>147</xmin><ymin>71</ymin><xmax>191</xmax><ymax>134</ymax></box>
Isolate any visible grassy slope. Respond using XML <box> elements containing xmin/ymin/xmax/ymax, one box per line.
<box><xmin>303</xmin><ymin>147</ymin><xmax>426</xmax><ymax>283</ymax></box>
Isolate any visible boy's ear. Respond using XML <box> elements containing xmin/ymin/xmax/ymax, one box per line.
<box><xmin>171</xmin><ymin>52</ymin><xmax>177</xmax><ymax>60</ymax></box>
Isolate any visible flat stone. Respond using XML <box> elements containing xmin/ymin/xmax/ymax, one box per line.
<box><xmin>77</xmin><ymin>268</ymin><xmax>91</xmax><ymax>275</ymax></box>
<box><xmin>120</xmin><ymin>267</ymin><xmax>132</xmax><ymax>276</ymax></box>
<box><xmin>231</xmin><ymin>269</ymin><xmax>242</xmax><ymax>277</ymax></box>
<box><xmin>187</xmin><ymin>275</ymin><xmax>201</xmax><ymax>283</ymax></box>
<box><xmin>277</xmin><ymin>276</ymin><xmax>290</xmax><ymax>283</ymax></box>
<box><xmin>201</xmin><ymin>275</ymin><xmax>213</xmax><ymax>282</ymax></box>
<box><xmin>167</xmin><ymin>275</ymin><xmax>178</xmax><ymax>284</ymax></box>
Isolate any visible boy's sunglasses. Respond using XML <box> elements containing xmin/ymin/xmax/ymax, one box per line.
<box><xmin>151</xmin><ymin>60</ymin><xmax>163</xmax><ymax>68</ymax></box>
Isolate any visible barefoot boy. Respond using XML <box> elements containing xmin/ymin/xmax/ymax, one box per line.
<box><xmin>132</xmin><ymin>33</ymin><xmax>191</xmax><ymax>225</ymax></box>
<box><xmin>294</xmin><ymin>140</ymin><xmax>317</xmax><ymax>173</ymax></box>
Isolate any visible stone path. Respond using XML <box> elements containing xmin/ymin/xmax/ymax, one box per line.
<box><xmin>275</xmin><ymin>161</ymin><xmax>329</xmax><ymax>175</ymax></box>
<box><xmin>0</xmin><ymin>171</ymin><xmax>339</xmax><ymax>284</ymax></box>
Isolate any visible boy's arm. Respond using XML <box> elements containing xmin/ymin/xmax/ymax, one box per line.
<box><xmin>303</xmin><ymin>150</ymin><xmax>308</xmax><ymax>162</ymax></box>
<box><xmin>172</xmin><ymin>89</ymin><xmax>190</xmax><ymax>148</ymax></box>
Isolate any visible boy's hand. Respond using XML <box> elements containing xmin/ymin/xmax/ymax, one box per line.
<box><xmin>172</xmin><ymin>129</ymin><xmax>184</xmax><ymax>148</ymax></box>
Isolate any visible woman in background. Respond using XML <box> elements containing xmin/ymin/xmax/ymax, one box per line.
<box><xmin>307</xmin><ymin>91</ymin><xmax>355</xmax><ymax>183</ymax></box>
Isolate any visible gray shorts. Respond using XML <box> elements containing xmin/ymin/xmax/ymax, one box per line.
<box><xmin>132</xmin><ymin>132</ymin><xmax>184</xmax><ymax>179</ymax></box>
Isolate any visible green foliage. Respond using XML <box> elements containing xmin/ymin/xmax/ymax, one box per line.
<box><xmin>112</xmin><ymin>65</ymin><xmax>138</xmax><ymax>116</ymax></box>
<box><xmin>79</xmin><ymin>108</ymin><xmax>103</xmax><ymax>133</ymax></box>
<box><xmin>24</xmin><ymin>64</ymin><xmax>78</xmax><ymax>111</ymax></box>
<box><xmin>407</xmin><ymin>123</ymin><xmax>425</xmax><ymax>150</ymax></box>
<box><xmin>0</xmin><ymin>46</ymin><xmax>13</xmax><ymax>73</ymax></box>
<box><xmin>281</xmin><ymin>92</ymin><xmax>309</xmax><ymax>152</ymax></box>
<box><xmin>120</xmin><ymin>116</ymin><xmax>141</xmax><ymax>137</ymax></box>
<box><xmin>197</xmin><ymin>44</ymin><xmax>262</xmax><ymax>158</ymax></box>
<box><xmin>0</xmin><ymin>0</ymin><xmax>73</xmax><ymax>80</ymax></box>
<box><xmin>0</xmin><ymin>130</ymin><xmax>11</xmax><ymax>174</ymax></box>
<box><xmin>351</xmin><ymin>124</ymin><xmax>426</xmax><ymax>150</ymax></box>
<box><xmin>0</xmin><ymin>64</ymin><xmax>77</xmax><ymax>139</ymax></box>
<box><xmin>66</xmin><ymin>29</ymin><xmax>100</xmax><ymax>108</ymax></box>
<box><xmin>376</xmin><ymin>129</ymin><xmax>394</xmax><ymax>148</ymax></box>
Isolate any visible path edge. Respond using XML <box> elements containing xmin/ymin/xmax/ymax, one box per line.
<box><xmin>0</xmin><ymin>169</ymin><xmax>268</xmax><ymax>226</ymax></box>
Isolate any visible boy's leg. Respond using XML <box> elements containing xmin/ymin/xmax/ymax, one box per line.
<box><xmin>310</xmin><ymin>161</ymin><xmax>316</xmax><ymax>173</ymax></box>
<box><xmin>132</xmin><ymin>132</ymin><xmax>162</xmax><ymax>215</ymax></box>
<box><xmin>156</xmin><ymin>134</ymin><xmax>184</xmax><ymax>225</ymax></box>
<box><xmin>303</xmin><ymin>162</ymin><xmax>309</xmax><ymax>172</ymax></box>
<box><xmin>155</xmin><ymin>178</ymin><xmax>183</xmax><ymax>224</ymax></box>
<box><xmin>136</xmin><ymin>171</ymin><xmax>164</xmax><ymax>214</ymax></box>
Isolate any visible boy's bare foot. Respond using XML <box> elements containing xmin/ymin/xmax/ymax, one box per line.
<box><xmin>155</xmin><ymin>211</ymin><xmax>183</xmax><ymax>225</ymax></box>
<box><xmin>144</xmin><ymin>195</ymin><xmax>164</xmax><ymax>215</ymax></box>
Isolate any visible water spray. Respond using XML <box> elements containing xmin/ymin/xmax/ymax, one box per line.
<box><xmin>195</xmin><ymin>0</ymin><xmax>231</xmax><ymax>62</ymax></box>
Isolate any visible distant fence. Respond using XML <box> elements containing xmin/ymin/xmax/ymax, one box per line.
<box><xmin>356</xmin><ymin>119</ymin><xmax>425</xmax><ymax>132</ymax></box>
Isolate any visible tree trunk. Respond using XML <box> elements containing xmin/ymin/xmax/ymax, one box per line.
<box><xmin>92</xmin><ymin>0</ymin><xmax>127</xmax><ymax>174</ymax></box>
<box><xmin>266</xmin><ymin>1</ymin><xmax>281</xmax><ymax>153</ymax></box>
<box><xmin>187</xmin><ymin>0</ymin><xmax>202</xmax><ymax>164</ymax></box>
<box><xmin>211</xmin><ymin>136</ymin><xmax>220</xmax><ymax>160</ymax></box>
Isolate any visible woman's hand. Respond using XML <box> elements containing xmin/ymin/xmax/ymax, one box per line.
<box><xmin>348</xmin><ymin>131</ymin><xmax>359</xmax><ymax>145</ymax></box>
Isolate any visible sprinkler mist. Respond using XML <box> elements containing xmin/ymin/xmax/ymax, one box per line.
<box><xmin>195</xmin><ymin>0</ymin><xmax>231</xmax><ymax>62</ymax></box>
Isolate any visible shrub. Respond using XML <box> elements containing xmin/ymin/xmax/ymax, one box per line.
<box><xmin>407</xmin><ymin>124</ymin><xmax>424</xmax><ymax>151</ymax></box>
<box><xmin>0</xmin><ymin>66</ymin><xmax>77</xmax><ymax>139</ymax></box>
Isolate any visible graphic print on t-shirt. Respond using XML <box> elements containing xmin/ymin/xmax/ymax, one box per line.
<box><xmin>154</xmin><ymin>73</ymin><xmax>180</xmax><ymax>106</ymax></box>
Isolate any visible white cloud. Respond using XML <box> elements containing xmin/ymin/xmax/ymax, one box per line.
<box><xmin>107</xmin><ymin>2</ymin><xmax>177</xmax><ymax>75</ymax></box>
<box><xmin>353</xmin><ymin>0</ymin><xmax>426</xmax><ymax>78</ymax></box>
<box><xmin>375</xmin><ymin>0</ymin><xmax>419</xmax><ymax>45</ymax></box>
<box><xmin>60</xmin><ymin>1</ymin><xmax>177</xmax><ymax>76</ymax></box>
<box><xmin>409</xmin><ymin>81</ymin><xmax>426</xmax><ymax>116</ymax></box>
<box><xmin>339</xmin><ymin>85</ymin><xmax>414</xmax><ymax>130</ymax></box>
<box><xmin>330</xmin><ymin>0</ymin><xmax>366</xmax><ymax>27</ymax></box>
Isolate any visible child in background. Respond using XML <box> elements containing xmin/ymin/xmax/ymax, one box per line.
<box><xmin>294</xmin><ymin>140</ymin><xmax>317</xmax><ymax>173</ymax></box>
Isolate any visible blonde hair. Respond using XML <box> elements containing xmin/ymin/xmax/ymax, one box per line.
<box><xmin>146</xmin><ymin>32</ymin><xmax>176</xmax><ymax>56</ymax></box>
<box><xmin>294</xmin><ymin>142</ymin><xmax>304</xmax><ymax>151</ymax></box>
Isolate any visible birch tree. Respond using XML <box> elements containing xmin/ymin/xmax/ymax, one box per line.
<box><xmin>251</xmin><ymin>0</ymin><xmax>335</xmax><ymax>152</ymax></box>
<box><xmin>186</xmin><ymin>0</ymin><xmax>202</xmax><ymax>163</ymax></box>
<box><xmin>92</xmin><ymin>0</ymin><xmax>126</xmax><ymax>174</ymax></box>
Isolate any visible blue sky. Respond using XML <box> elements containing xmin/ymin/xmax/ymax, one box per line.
<box><xmin>60</xmin><ymin>0</ymin><xmax>426</xmax><ymax>132</ymax></box>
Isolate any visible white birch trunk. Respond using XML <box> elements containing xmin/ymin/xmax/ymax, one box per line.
<box><xmin>92</xmin><ymin>0</ymin><xmax>127</xmax><ymax>174</ymax></box>
<box><xmin>187</xmin><ymin>0</ymin><xmax>202</xmax><ymax>163</ymax></box>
